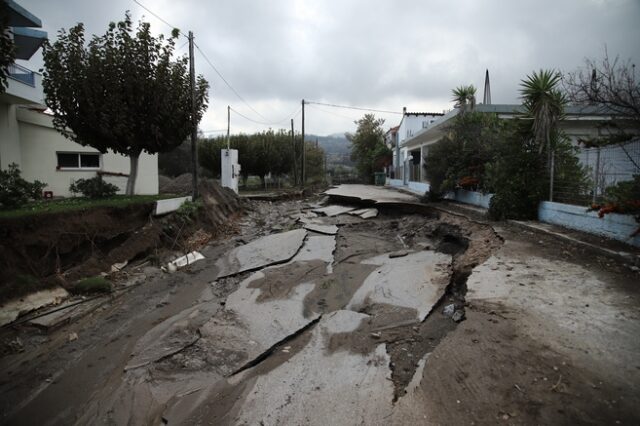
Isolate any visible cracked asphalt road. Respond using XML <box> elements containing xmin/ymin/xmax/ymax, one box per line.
<box><xmin>1</xmin><ymin>186</ymin><xmax>639</xmax><ymax>425</ymax></box>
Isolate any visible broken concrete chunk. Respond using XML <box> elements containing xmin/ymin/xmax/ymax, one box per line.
<box><xmin>443</xmin><ymin>303</ymin><xmax>455</xmax><ymax>317</ymax></box>
<box><xmin>312</xmin><ymin>205</ymin><xmax>357</xmax><ymax>217</ymax></box>
<box><xmin>389</xmin><ymin>250</ymin><xmax>409</xmax><ymax>259</ymax></box>
<box><xmin>215</xmin><ymin>229</ymin><xmax>307</xmax><ymax>279</ymax></box>
<box><xmin>303</xmin><ymin>223</ymin><xmax>339</xmax><ymax>235</ymax></box>
<box><xmin>452</xmin><ymin>310</ymin><xmax>465</xmax><ymax>323</ymax></box>
<box><xmin>169</xmin><ymin>251</ymin><xmax>205</xmax><ymax>269</ymax></box>
<box><xmin>358</xmin><ymin>208</ymin><xmax>378</xmax><ymax>219</ymax></box>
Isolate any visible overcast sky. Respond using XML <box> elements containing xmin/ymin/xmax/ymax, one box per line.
<box><xmin>19</xmin><ymin>0</ymin><xmax>640</xmax><ymax>137</ymax></box>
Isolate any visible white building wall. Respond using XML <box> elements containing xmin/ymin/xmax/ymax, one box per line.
<box><xmin>398</xmin><ymin>114</ymin><xmax>441</xmax><ymax>147</ymax></box>
<box><xmin>16</xmin><ymin>109</ymin><xmax>158</xmax><ymax>197</ymax></box>
<box><xmin>0</xmin><ymin>103</ymin><xmax>22</xmax><ymax>168</ymax></box>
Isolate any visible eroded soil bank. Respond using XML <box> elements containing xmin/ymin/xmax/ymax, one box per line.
<box><xmin>1</xmin><ymin>190</ymin><xmax>639</xmax><ymax>425</ymax></box>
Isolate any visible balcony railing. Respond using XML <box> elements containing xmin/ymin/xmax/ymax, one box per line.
<box><xmin>8</xmin><ymin>63</ymin><xmax>36</xmax><ymax>87</ymax></box>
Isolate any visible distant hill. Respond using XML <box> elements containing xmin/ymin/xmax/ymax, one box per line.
<box><xmin>305</xmin><ymin>134</ymin><xmax>354</xmax><ymax>168</ymax></box>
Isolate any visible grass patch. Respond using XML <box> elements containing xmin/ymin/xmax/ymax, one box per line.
<box><xmin>72</xmin><ymin>276</ymin><xmax>112</xmax><ymax>295</ymax></box>
<box><xmin>0</xmin><ymin>194</ymin><xmax>176</xmax><ymax>219</ymax></box>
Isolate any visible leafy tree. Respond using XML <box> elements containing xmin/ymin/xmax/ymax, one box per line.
<box><xmin>0</xmin><ymin>1</ymin><xmax>15</xmax><ymax>93</ymax></box>
<box><xmin>346</xmin><ymin>114</ymin><xmax>387</xmax><ymax>183</ymax></box>
<box><xmin>159</xmin><ymin>140</ymin><xmax>193</xmax><ymax>177</ymax></box>
<box><xmin>424</xmin><ymin>112</ymin><xmax>506</xmax><ymax>198</ymax></box>
<box><xmin>42</xmin><ymin>13</ymin><xmax>209</xmax><ymax>195</ymax></box>
<box><xmin>452</xmin><ymin>85</ymin><xmax>477</xmax><ymax>113</ymax></box>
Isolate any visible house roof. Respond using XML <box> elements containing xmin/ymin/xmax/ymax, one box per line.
<box><xmin>5</xmin><ymin>0</ymin><xmax>42</xmax><ymax>27</ymax></box>
<box><xmin>403</xmin><ymin>112</ymin><xmax>445</xmax><ymax>117</ymax></box>
<box><xmin>400</xmin><ymin>103</ymin><xmax>629</xmax><ymax>150</ymax></box>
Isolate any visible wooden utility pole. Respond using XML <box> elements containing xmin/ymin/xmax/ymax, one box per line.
<box><xmin>301</xmin><ymin>99</ymin><xmax>305</xmax><ymax>188</ymax></box>
<box><xmin>226</xmin><ymin>105</ymin><xmax>231</xmax><ymax>149</ymax></box>
<box><xmin>291</xmin><ymin>118</ymin><xmax>298</xmax><ymax>186</ymax></box>
<box><xmin>188</xmin><ymin>31</ymin><xmax>199</xmax><ymax>199</ymax></box>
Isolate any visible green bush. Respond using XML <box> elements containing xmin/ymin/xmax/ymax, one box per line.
<box><xmin>72</xmin><ymin>276</ymin><xmax>112</xmax><ymax>294</ymax></box>
<box><xmin>69</xmin><ymin>176</ymin><xmax>119</xmax><ymax>198</ymax></box>
<box><xmin>0</xmin><ymin>163</ymin><xmax>47</xmax><ymax>209</ymax></box>
<box><xmin>423</xmin><ymin>112</ymin><xmax>507</xmax><ymax>199</ymax></box>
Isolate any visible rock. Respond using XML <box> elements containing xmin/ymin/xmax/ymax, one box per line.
<box><xmin>443</xmin><ymin>304</ymin><xmax>456</xmax><ymax>317</ymax></box>
<box><xmin>388</xmin><ymin>250</ymin><xmax>409</xmax><ymax>259</ymax></box>
<box><xmin>167</xmin><ymin>263</ymin><xmax>178</xmax><ymax>274</ymax></box>
<box><xmin>68</xmin><ymin>332</ymin><xmax>78</xmax><ymax>342</ymax></box>
<box><xmin>370</xmin><ymin>332</ymin><xmax>381</xmax><ymax>339</ymax></box>
<box><xmin>452</xmin><ymin>310</ymin><xmax>465</xmax><ymax>323</ymax></box>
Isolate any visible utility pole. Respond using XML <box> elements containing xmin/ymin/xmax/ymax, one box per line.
<box><xmin>226</xmin><ymin>105</ymin><xmax>231</xmax><ymax>149</ymax></box>
<box><xmin>291</xmin><ymin>118</ymin><xmax>298</xmax><ymax>186</ymax></box>
<box><xmin>301</xmin><ymin>99</ymin><xmax>305</xmax><ymax>189</ymax></box>
<box><xmin>188</xmin><ymin>31</ymin><xmax>199</xmax><ymax>199</ymax></box>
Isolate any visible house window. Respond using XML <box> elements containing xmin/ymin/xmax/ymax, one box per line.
<box><xmin>422</xmin><ymin>121</ymin><xmax>428</xmax><ymax>128</ymax></box>
<box><xmin>56</xmin><ymin>152</ymin><xmax>101</xmax><ymax>169</ymax></box>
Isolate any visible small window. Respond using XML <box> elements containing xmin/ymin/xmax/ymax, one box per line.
<box><xmin>80</xmin><ymin>153</ymin><xmax>100</xmax><ymax>168</ymax></box>
<box><xmin>422</xmin><ymin>121</ymin><xmax>428</xmax><ymax>128</ymax></box>
<box><xmin>57</xmin><ymin>152</ymin><xmax>100</xmax><ymax>169</ymax></box>
<box><xmin>57</xmin><ymin>153</ymin><xmax>79</xmax><ymax>168</ymax></box>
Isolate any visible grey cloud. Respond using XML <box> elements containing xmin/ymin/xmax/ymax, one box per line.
<box><xmin>19</xmin><ymin>0</ymin><xmax>640</xmax><ymax>135</ymax></box>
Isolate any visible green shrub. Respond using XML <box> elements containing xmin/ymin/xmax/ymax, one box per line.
<box><xmin>175</xmin><ymin>199</ymin><xmax>202</xmax><ymax>224</ymax></box>
<box><xmin>69</xmin><ymin>176</ymin><xmax>119</xmax><ymax>198</ymax></box>
<box><xmin>72</xmin><ymin>276</ymin><xmax>112</xmax><ymax>294</ymax></box>
<box><xmin>0</xmin><ymin>163</ymin><xmax>47</xmax><ymax>209</ymax></box>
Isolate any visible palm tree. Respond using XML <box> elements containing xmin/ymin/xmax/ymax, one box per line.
<box><xmin>520</xmin><ymin>70</ymin><xmax>567</xmax><ymax>153</ymax></box>
<box><xmin>452</xmin><ymin>85</ymin><xmax>477</xmax><ymax>113</ymax></box>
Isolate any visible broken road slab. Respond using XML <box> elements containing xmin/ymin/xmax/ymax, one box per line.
<box><xmin>324</xmin><ymin>184</ymin><xmax>418</xmax><ymax>204</ymax></box>
<box><xmin>303</xmin><ymin>223</ymin><xmax>339</xmax><ymax>235</ymax></box>
<box><xmin>227</xmin><ymin>310</ymin><xmax>395</xmax><ymax>425</ymax></box>
<box><xmin>214</xmin><ymin>229</ymin><xmax>307</xmax><ymax>278</ymax></box>
<box><xmin>199</xmin><ymin>271</ymin><xmax>321</xmax><ymax>375</ymax></box>
<box><xmin>347</xmin><ymin>251</ymin><xmax>452</xmax><ymax>322</ymax></box>
<box><xmin>312</xmin><ymin>205</ymin><xmax>357</xmax><ymax>217</ymax></box>
<box><xmin>358</xmin><ymin>208</ymin><xmax>378</xmax><ymax>219</ymax></box>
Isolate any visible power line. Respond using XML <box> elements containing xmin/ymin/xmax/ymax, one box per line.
<box><xmin>194</xmin><ymin>42</ymin><xmax>276</xmax><ymax>123</ymax></box>
<box><xmin>230</xmin><ymin>106</ymin><xmax>301</xmax><ymax>126</ymax></box>
<box><xmin>133</xmin><ymin>0</ymin><xmax>185</xmax><ymax>36</ymax></box>
<box><xmin>305</xmin><ymin>100</ymin><xmax>403</xmax><ymax>115</ymax></box>
<box><xmin>307</xmin><ymin>103</ymin><xmax>361</xmax><ymax>121</ymax></box>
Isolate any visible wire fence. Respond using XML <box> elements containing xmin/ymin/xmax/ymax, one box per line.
<box><xmin>550</xmin><ymin>139</ymin><xmax>640</xmax><ymax>206</ymax></box>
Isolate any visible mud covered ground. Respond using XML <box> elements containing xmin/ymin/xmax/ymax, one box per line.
<box><xmin>1</xmin><ymin>189</ymin><xmax>639</xmax><ymax>425</ymax></box>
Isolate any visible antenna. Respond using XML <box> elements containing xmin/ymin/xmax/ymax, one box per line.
<box><xmin>483</xmin><ymin>69</ymin><xmax>492</xmax><ymax>105</ymax></box>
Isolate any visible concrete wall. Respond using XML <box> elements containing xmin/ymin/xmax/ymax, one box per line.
<box><xmin>398</xmin><ymin>114</ymin><xmax>441</xmax><ymax>146</ymax></box>
<box><xmin>538</xmin><ymin>201</ymin><xmax>640</xmax><ymax>247</ymax></box>
<box><xmin>15</xmin><ymin>109</ymin><xmax>158</xmax><ymax>196</ymax></box>
<box><xmin>447</xmin><ymin>189</ymin><xmax>494</xmax><ymax>209</ymax></box>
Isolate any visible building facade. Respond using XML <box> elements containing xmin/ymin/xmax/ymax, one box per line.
<box><xmin>0</xmin><ymin>0</ymin><xmax>158</xmax><ymax>197</ymax></box>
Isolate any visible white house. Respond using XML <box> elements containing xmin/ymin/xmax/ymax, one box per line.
<box><xmin>0</xmin><ymin>0</ymin><xmax>158</xmax><ymax>197</ymax></box>
<box><xmin>387</xmin><ymin>107</ymin><xmax>445</xmax><ymax>192</ymax></box>
<box><xmin>391</xmin><ymin>103</ymin><xmax>639</xmax><ymax>195</ymax></box>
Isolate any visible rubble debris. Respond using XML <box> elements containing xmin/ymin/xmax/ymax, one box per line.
<box><xmin>68</xmin><ymin>332</ymin><xmax>78</xmax><ymax>342</ymax></box>
<box><xmin>168</xmin><ymin>251</ymin><xmax>205</xmax><ymax>270</ymax></box>
<box><xmin>451</xmin><ymin>310</ymin><xmax>465</xmax><ymax>322</ymax></box>
<box><xmin>110</xmin><ymin>261</ymin><xmax>128</xmax><ymax>273</ymax></box>
<box><xmin>214</xmin><ymin>229</ymin><xmax>307</xmax><ymax>279</ymax></box>
<box><xmin>443</xmin><ymin>304</ymin><xmax>455</xmax><ymax>317</ymax></box>
<box><xmin>358</xmin><ymin>208</ymin><xmax>379</xmax><ymax>219</ymax></box>
<box><xmin>389</xmin><ymin>250</ymin><xmax>409</xmax><ymax>259</ymax></box>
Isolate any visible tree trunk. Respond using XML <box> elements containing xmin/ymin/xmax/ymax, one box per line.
<box><xmin>126</xmin><ymin>153</ymin><xmax>140</xmax><ymax>195</ymax></box>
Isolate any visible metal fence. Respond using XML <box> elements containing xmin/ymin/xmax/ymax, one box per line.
<box><xmin>550</xmin><ymin>139</ymin><xmax>640</xmax><ymax>206</ymax></box>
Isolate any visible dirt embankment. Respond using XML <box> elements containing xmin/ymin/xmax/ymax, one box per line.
<box><xmin>0</xmin><ymin>179</ymin><xmax>244</xmax><ymax>303</ymax></box>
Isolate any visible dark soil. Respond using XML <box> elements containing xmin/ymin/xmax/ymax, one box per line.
<box><xmin>0</xmin><ymin>179</ymin><xmax>244</xmax><ymax>304</ymax></box>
